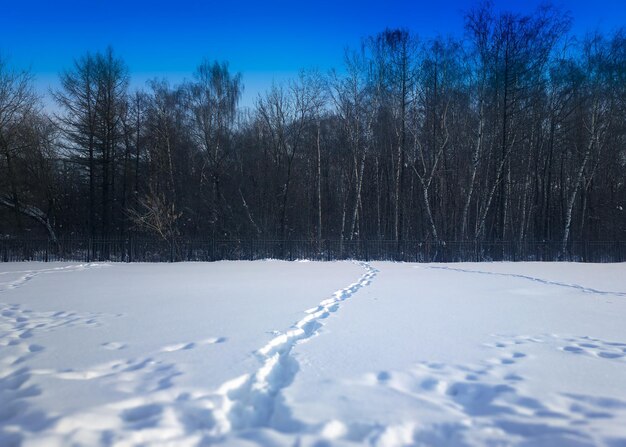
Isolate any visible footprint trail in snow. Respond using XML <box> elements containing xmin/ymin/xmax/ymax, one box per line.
<box><xmin>211</xmin><ymin>261</ymin><xmax>378</xmax><ymax>436</ymax></box>
<box><xmin>426</xmin><ymin>265</ymin><xmax>626</xmax><ymax>297</ymax></box>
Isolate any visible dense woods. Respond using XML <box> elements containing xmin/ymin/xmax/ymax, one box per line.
<box><xmin>1</xmin><ymin>3</ymin><xmax>625</xmax><ymax>256</ymax></box>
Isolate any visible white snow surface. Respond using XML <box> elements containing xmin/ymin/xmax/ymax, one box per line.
<box><xmin>1</xmin><ymin>261</ymin><xmax>625</xmax><ymax>446</ymax></box>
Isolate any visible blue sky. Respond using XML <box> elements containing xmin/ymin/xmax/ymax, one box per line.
<box><xmin>2</xmin><ymin>0</ymin><xmax>625</xmax><ymax>108</ymax></box>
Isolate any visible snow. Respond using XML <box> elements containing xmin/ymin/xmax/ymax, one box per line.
<box><xmin>1</xmin><ymin>261</ymin><xmax>626</xmax><ymax>446</ymax></box>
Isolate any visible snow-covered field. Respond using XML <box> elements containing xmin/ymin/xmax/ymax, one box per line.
<box><xmin>1</xmin><ymin>261</ymin><xmax>626</xmax><ymax>446</ymax></box>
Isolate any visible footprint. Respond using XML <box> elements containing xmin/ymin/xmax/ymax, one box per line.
<box><xmin>377</xmin><ymin>371</ymin><xmax>391</xmax><ymax>382</ymax></box>
<box><xmin>28</xmin><ymin>344</ymin><xmax>45</xmax><ymax>353</ymax></box>
<box><xmin>120</xmin><ymin>403</ymin><xmax>163</xmax><ymax>429</ymax></box>
<box><xmin>563</xmin><ymin>346</ymin><xmax>584</xmax><ymax>354</ymax></box>
<box><xmin>427</xmin><ymin>362</ymin><xmax>445</xmax><ymax>370</ymax></box>
<box><xmin>421</xmin><ymin>377</ymin><xmax>440</xmax><ymax>390</ymax></box>
<box><xmin>161</xmin><ymin>337</ymin><xmax>227</xmax><ymax>353</ymax></box>
<box><xmin>0</xmin><ymin>368</ymin><xmax>31</xmax><ymax>391</ymax></box>
<box><xmin>597</xmin><ymin>352</ymin><xmax>624</xmax><ymax>359</ymax></box>
<box><xmin>161</xmin><ymin>342</ymin><xmax>195</xmax><ymax>353</ymax></box>
<box><xmin>102</xmin><ymin>342</ymin><xmax>127</xmax><ymax>351</ymax></box>
<box><xmin>201</xmin><ymin>336</ymin><xmax>227</xmax><ymax>345</ymax></box>
<box><xmin>19</xmin><ymin>331</ymin><xmax>33</xmax><ymax>339</ymax></box>
<box><xmin>504</xmin><ymin>373</ymin><xmax>523</xmax><ymax>382</ymax></box>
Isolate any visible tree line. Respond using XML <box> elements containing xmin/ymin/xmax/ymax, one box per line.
<box><xmin>1</xmin><ymin>2</ymin><xmax>625</xmax><ymax>254</ymax></box>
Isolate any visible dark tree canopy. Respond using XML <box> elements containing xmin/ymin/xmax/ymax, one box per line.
<box><xmin>1</xmin><ymin>2</ymin><xmax>625</xmax><ymax>256</ymax></box>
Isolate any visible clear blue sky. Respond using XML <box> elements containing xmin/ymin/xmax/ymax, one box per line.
<box><xmin>2</xmin><ymin>0</ymin><xmax>625</xmax><ymax>108</ymax></box>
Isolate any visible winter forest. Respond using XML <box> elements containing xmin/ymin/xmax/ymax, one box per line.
<box><xmin>1</xmin><ymin>2</ymin><xmax>626</xmax><ymax>254</ymax></box>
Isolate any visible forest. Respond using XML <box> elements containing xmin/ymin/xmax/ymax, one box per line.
<box><xmin>1</xmin><ymin>2</ymin><xmax>625</xmax><ymax>257</ymax></box>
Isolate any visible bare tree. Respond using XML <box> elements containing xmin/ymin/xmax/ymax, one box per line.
<box><xmin>188</xmin><ymin>60</ymin><xmax>242</xmax><ymax>237</ymax></box>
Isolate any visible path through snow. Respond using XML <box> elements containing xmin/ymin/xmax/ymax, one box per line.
<box><xmin>211</xmin><ymin>261</ymin><xmax>378</xmax><ymax>436</ymax></box>
<box><xmin>426</xmin><ymin>265</ymin><xmax>626</xmax><ymax>297</ymax></box>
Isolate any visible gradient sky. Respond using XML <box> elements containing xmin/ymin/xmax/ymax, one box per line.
<box><xmin>2</xmin><ymin>0</ymin><xmax>626</xmax><ymax>108</ymax></box>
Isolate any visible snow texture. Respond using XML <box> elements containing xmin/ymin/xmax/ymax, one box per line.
<box><xmin>0</xmin><ymin>260</ymin><xmax>625</xmax><ymax>446</ymax></box>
